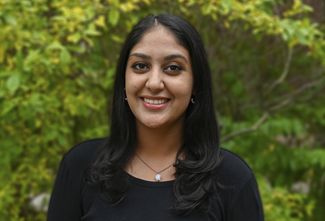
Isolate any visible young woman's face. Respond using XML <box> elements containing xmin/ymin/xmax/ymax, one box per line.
<box><xmin>125</xmin><ymin>26</ymin><xmax>193</xmax><ymax>129</ymax></box>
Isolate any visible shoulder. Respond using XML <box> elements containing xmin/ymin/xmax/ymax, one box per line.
<box><xmin>217</xmin><ymin>149</ymin><xmax>264</xmax><ymax>219</ymax></box>
<box><xmin>218</xmin><ymin>148</ymin><xmax>254</xmax><ymax>188</ymax></box>
<box><xmin>62</xmin><ymin>138</ymin><xmax>108</xmax><ymax>169</ymax></box>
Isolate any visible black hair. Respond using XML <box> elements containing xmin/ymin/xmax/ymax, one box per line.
<box><xmin>86</xmin><ymin>13</ymin><xmax>223</xmax><ymax>216</ymax></box>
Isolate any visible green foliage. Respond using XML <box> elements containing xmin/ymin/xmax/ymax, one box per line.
<box><xmin>260</xmin><ymin>177</ymin><xmax>315</xmax><ymax>221</ymax></box>
<box><xmin>0</xmin><ymin>0</ymin><xmax>324</xmax><ymax>220</ymax></box>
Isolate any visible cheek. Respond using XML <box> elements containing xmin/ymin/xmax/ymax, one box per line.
<box><xmin>173</xmin><ymin>78</ymin><xmax>193</xmax><ymax>97</ymax></box>
<box><xmin>125</xmin><ymin>71</ymin><xmax>136</xmax><ymax>90</ymax></box>
<box><xmin>125</xmin><ymin>73</ymin><xmax>146</xmax><ymax>97</ymax></box>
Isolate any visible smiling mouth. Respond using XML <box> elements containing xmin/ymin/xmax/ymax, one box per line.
<box><xmin>142</xmin><ymin>98</ymin><xmax>169</xmax><ymax>104</ymax></box>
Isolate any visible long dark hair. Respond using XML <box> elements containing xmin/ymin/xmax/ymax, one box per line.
<box><xmin>86</xmin><ymin>13</ymin><xmax>222</xmax><ymax>216</ymax></box>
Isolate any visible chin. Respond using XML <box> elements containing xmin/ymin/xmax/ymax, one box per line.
<box><xmin>137</xmin><ymin>118</ymin><xmax>167</xmax><ymax>129</ymax></box>
<box><xmin>142</xmin><ymin>122</ymin><xmax>165</xmax><ymax>129</ymax></box>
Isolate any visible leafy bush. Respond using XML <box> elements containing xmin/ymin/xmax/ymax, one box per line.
<box><xmin>0</xmin><ymin>0</ymin><xmax>324</xmax><ymax>220</ymax></box>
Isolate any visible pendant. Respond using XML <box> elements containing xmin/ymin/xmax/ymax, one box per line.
<box><xmin>155</xmin><ymin>174</ymin><xmax>161</xmax><ymax>182</ymax></box>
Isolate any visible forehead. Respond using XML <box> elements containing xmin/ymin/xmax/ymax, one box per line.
<box><xmin>129</xmin><ymin>26</ymin><xmax>190</xmax><ymax>58</ymax></box>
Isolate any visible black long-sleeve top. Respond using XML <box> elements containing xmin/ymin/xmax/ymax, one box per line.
<box><xmin>47</xmin><ymin>138</ymin><xmax>264</xmax><ymax>221</ymax></box>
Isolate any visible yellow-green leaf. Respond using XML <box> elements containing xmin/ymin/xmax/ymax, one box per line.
<box><xmin>108</xmin><ymin>9</ymin><xmax>120</xmax><ymax>26</ymax></box>
<box><xmin>6</xmin><ymin>73</ymin><xmax>20</xmax><ymax>95</ymax></box>
<box><xmin>60</xmin><ymin>49</ymin><xmax>70</xmax><ymax>64</ymax></box>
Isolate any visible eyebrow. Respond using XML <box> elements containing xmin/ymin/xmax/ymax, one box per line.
<box><xmin>164</xmin><ymin>54</ymin><xmax>188</xmax><ymax>63</ymax></box>
<box><xmin>128</xmin><ymin>53</ymin><xmax>188</xmax><ymax>63</ymax></box>
<box><xmin>129</xmin><ymin>53</ymin><xmax>151</xmax><ymax>60</ymax></box>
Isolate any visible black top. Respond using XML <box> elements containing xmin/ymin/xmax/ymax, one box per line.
<box><xmin>47</xmin><ymin>138</ymin><xmax>264</xmax><ymax>221</ymax></box>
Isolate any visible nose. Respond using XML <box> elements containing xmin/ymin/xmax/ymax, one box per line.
<box><xmin>146</xmin><ymin>67</ymin><xmax>164</xmax><ymax>93</ymax></box>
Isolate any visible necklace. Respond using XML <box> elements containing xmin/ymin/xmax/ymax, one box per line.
<box><xmin>135</xmin><ymin>153</ymin><xmax>174</xmax><ymax>182</ymax></box>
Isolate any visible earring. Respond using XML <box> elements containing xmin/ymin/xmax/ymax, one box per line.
<box><xmin>124</xmin><ymin>88</ymin><xmax>127</xmax><ymax>101</ymax></box>
<box><xmin>191</xmin><ymin>95</ymin><xmax>195</xmax><ymax>104</ymax></box>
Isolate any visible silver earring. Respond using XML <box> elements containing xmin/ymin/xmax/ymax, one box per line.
<box><xmin>124</xmin><ymin>88</ymin><xmax>127</xmax><ymax>101</ymax></box>
<box><xmin>191</xmin><ymin>96</ymin><xmax>195</xmax><ymax>104</ymax></box>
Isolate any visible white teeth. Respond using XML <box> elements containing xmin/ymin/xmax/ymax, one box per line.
<box><xmin>143</xmin><ymin>98</ymin><xmax>168</xmax><ymax>104</ymax></box>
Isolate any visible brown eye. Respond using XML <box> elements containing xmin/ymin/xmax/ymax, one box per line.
<box><xmin>132</xmin><ymin>63</ymin><xmax>148</xmax><ymax>70</ymax></box>
<box><xmin>166</xmin><ymin>65</ymin><xmax>183</xmax><ymax>72</ymax></box>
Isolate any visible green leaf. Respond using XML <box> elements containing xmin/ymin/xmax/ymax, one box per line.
<box><xmin>46</xmin><ymin>42</ymin><xmax>63</xmax><ymax>51</ymax></box>
<box><xmin>84</xmin><ymin>29</ymin><xmax>101</xmax><ymax>36</ymax></box>
<box><xmin>221</xmin><ymin>0</ymin><xmax>232</xmax><ymax>9</ymax></box>
<box><xmin>71</xmin><ymin>32</ymin><xmax>81</xmax><ymax>43</ymax></box>
<box><xmin>25</xmin><ymin>49</ymin><xmax>41</xmax><ymax>65</ymax></box>
<box><xmin>4</xmin><ymin>16</ymin><xmax>17</xmax><ymax>26</ymax></box>
<box><xmin>202</xmin><ymin>4</ymin><xmax>210</xmax><ymax>15</ymax></box>
<box><xmin>29</xmin><ymin>93</ymin><xmax>42</xmax><ymax>106</ymax></box>
<box><xmin>295</xmin><ymin>32</ymin><xmax>306</xmax><ymax>44</ymax></box>
<box><xmin>45</xmin><ymin>130</ymin><xmax>57</xmax><ymax>142</ymax></box>
<box><xmin>60</xmin><ymin>49</ymin><xmax>70</xmax><ymax>64</ymax></box>
<box><xmin>111</xmin><ymin>34</ymin><xmax>124</xmax><ymax>43</ymax></box>
<box><xmin>1</xmin><ymin>101</ymin><xmax>16</xmax><ymax>116</ymax></box>
<box><xmin>0</xmin><ymin>71</ymin><xmax>12</xmax><ymax>78</ymax></box>
<box><xmin>66</xmin><ymin>45</ymin><xmax>85</xmax><ymax>53</ymax></box>
<box><xmin>6</xmin><ymin>73</ymin><xmax>20</xmax><ymax>95</ymax></box>
<box><xmin>58</xmin><ymin>134</ymin><xmax>68</xmax><ymax>147</ymax></box>
<box><xmin>15</xmin><ymin>50</ymin><xmax>24</xmax><ymax>71</ymax></box>
<box><xmin>108</xmin><ymin>9</ymin><xmax>119</xmax><ymax>26</ymax></box>
<box><xmin>84</xmin><ymin>24</ymin><xmax>101</xmax><ymax>36</ymax></box>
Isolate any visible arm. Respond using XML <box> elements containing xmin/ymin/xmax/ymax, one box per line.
<box><xmin>228</xmin><ymin>173</ymin><xmax>264</xmax><ymax>221</ymax></box>
<box><xmin>47</xmin><ymin>156</ymin><xmax>82</xmax><ymax>221</ymax></box>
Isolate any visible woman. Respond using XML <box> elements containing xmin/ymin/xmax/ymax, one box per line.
<box><xmin>47</xmin><ymin>14</ymin><xmax>264</xmax><ymax>220</ymax></box>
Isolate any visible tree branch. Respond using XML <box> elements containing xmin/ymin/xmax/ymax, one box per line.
<box><xmin>221</xmin><ymin>77</ymin><xmax>325</xmax><ymax>143</ymax></box>
<box><xmin>269</xmin><ymin>99</ymin><xmax>291</xmax><ymax>112</ymax></box>
<box><xmin>285</xmin><ymin>77</ymin><xmax>325</xmax><ymax>98</ymax></box>
<box><xmin>265</xmin><ymin>77</ymin><xmax>325</xmax><ymax>108</ymax></box>
<box><xmin>265</xmin><ymin>47</ymin><xmax>293</xmax><ymax>95</ymax></box>
<box><xmin>221</xmin><ymin>112</ymin><xmax>269</xmax><ymax>142</ymax></box>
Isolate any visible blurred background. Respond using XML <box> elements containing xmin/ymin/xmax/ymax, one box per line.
<box><xmin>0</xmin><ymin>0</ymin><xmax>324</xmax><ymax>220</ymax></box>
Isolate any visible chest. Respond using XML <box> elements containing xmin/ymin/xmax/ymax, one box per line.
<box><xmin>80</xmin><ymin>183</ymin><xmax>225</xmax><ymax>221</ymax></box>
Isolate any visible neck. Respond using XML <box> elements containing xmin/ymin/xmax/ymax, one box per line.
<box><xmin>125</xmin><ymin>118</ymin><xmax>184</xmax><ymax>182</ymax></box>
<box><xmin>135</xmin><ymin>120</ymin><xmax>184</xmax><ymax>159</ymax></box>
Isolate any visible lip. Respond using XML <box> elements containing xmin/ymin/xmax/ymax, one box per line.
<box><xmin>140</xmin><ymin>96</ymin><xmax>170</xmax><ymax>110</ymax></box>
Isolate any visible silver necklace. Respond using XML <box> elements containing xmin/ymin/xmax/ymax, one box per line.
<box><xmin>135</xmin><ymin>153</ymin><xmax>174</xmax><ymax>182</ymax></box>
